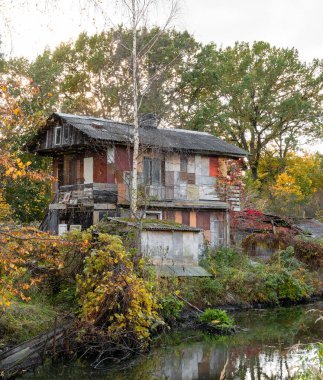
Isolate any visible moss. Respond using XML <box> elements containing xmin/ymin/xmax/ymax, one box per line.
<box><xmin>111</xmin><ymin>217</ymin><xmax>186</xmax><ymax>228</ymax></box>
<box><xmin>0</xmin><ymin>300</ymin><xmax>58</xmax><ymax>346</ymax></box>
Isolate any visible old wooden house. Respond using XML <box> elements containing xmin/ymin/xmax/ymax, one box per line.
<box><xmin>28</xmin><ymin>112</ymin><xmax>247</xmax><ymax>268</ymax></box>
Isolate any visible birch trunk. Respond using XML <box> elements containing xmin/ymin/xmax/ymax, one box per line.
<box><xmin>130</xmin><ymin>0</ymin><xmax>139</xmax><ymax>217</ymax></box>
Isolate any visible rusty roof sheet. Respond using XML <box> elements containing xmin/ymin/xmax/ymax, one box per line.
<box><xmin>52</xmin><ymin>113</ymin><xmax>248</xmax><ymax>157</ymax></box>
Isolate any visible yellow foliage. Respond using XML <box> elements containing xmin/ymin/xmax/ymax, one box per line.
<box><xmin>76</xmin><ymin>232</ymin><xmax>160</xmax><ymax>345</ymax></box>
<box><xmin>0</xmin><ymin>190</ymin><xmax>12</xmax><ymax>222</ymax></box>
<box><xmin>272</xmin><ymin>172</ymin><xmax>304</xmax><ymax>200</ymax></box>
<box><xmin>261</xmin><ymin>152</ymin><xmax>323</xmax><ymax>202</ymax></box>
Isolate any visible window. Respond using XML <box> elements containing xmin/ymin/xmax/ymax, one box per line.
<box><xmin>143</xmin><ymin>157</ymin><xmax>152</xmax><ymax>185</ymax></box>
<box><xmin>45</xmin><ymin>130</ymin><xmax>50</xmax><ymax>148</ymax></box>
<box><xmin>54</xmin><ymin>126</ymin><xmax>62</xmax><ymax>145</ymax></box>
<box><xmin>143</xmin><ymin>157</ymin><xmax>162</xmax><ymax>185</ymax></box>
<box><xmin>144</xmin><ymin>211</ymin><xmax>162</xmax><ymax>220</ymax></box>
<box><xmin>63</xmin><ymin>125</ymin><xmax>69</xmax><ymax>143</ymax></box>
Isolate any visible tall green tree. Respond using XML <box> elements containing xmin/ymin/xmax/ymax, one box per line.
<box><xmin>25</xmin><ymin>27</ymin><xmax>199</xmax><ymax>124</ymax></box>
<box><xmin>179</xmin><ymin>42</ymin><xmax>323</xmax><ymax>179</ymax></box>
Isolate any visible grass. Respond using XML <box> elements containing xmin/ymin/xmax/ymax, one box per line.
<box><xmin>0</xmin><ymin>299</ymin><xmax>58</xmax><ymax>347</ymax></box>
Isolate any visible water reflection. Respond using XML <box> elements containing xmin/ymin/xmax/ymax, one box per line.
<box><xmin>24</xmin><ymin>301</ymin><xmax>323</xmax><ymax>380</ymax></box>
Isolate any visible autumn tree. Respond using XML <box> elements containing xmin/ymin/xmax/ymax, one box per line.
<box><xmin>0</xmin><ymin>56</ymin><xmax>53</xmax><ymax>222</ymax></box>
<box><xmin>179</xmin><ymin>42</ymin><xmax>323</xmax><ymax>180</ymax></box>
<box><xmin>258</xmin><ymin>152</ymin><xmax>323</xmax><ymax>217</ymax></box>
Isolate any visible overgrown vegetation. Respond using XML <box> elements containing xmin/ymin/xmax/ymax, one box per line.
<box><xmin>0</xmin><ymin>228</ymin><xmax>162</xmax><ymax>355</ymax></box>
<box><xmin>179</xmin><ymin>246</ymin><xmax>321</xmax><ymax>308</ymax></box>
<box><xmin>242</xmin><ymin>231</ymin><xmax>323</xmax><ymax>269</ymax></box>
<box><xmin>0</xmin><ymin>224</ymin><xmax>321</xmax><ymax>363</ymax></box>
<box><xmin>198</xmin><ymin>308</ymin><xmax>234</xmax><ymax>328</ymax></box>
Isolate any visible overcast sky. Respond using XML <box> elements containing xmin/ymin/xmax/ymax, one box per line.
<box><xmin>0</xmin><ymin>0</ymin><xmax>321</xmax><ymax>152</ymax></box>
<box><xmin>1</xmin><ymin>0</ymin><xmax>322</xmax><ymax>62</ymax></box>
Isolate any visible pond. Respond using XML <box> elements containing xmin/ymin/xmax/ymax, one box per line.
<box><xmin>24</xmin><ymin>301</ymin><xmax>323</xmax><ymax>380</ymax></box>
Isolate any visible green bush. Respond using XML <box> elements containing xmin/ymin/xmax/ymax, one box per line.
<box><xmin>159</xmin><ymin>294</ymin><xmax>184</xmax><ymax>322</ymax></box>
<box><xmin>198</xmin><ymin>308</ymin><xmax>234</xmax><ymax>327</ymax></box>
<box><xmin>179</xmin><ymin>277</ymin><xmax>225</xmax><ymax>308</ymax></box>
<box><xmin>194</xmin><ymin>246</ymin><xmax>319</xmax><ymax>307</ymax></box>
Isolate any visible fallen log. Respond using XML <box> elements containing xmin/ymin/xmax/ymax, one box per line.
<box><xmin>0</xmin><ymin>323</ymin><xmax>71</xmax><ymax>380</ymax></box>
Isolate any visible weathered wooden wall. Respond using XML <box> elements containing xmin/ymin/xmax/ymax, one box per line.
<box><xmin>141</xmin><ymin>230</ymin><xmax>204</xmax><ymax>266</ymax></box>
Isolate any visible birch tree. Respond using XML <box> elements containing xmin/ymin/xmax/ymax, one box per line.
<box><xmin>116</xmin><ymin>0</ymin><xmax>178</xmax><ymax>216</ymax></box>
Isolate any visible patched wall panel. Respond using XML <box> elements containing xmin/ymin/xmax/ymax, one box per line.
<box><xmin>187</xmin><ymin>184</ymin><xmax>199</xmax><ymax>200</ymax></box>
<box><xmin>115</xmin><ymin>145</ymin><xmax>133</xmax><ymax>171</ymax></box>
<box><xmin>165</xmin><ymin>186</ymin><xmax>174</xmax><ymax>199</ymax></box>
<box><xmin>200</xmin><ymin>156</ymin><xmax>210</xmax><ymax>176</ymax></box>
<box><xmin>195</xmin><ymin>155</ymin><xmax>202</xmax><ymax>175</ymax></box>
<box><xmin>187</xmin><ymin>156</ymin><xmax>195</xmax><ymax>173</ymax></box>
<box><xmin>199</xmin><ymin>185</ymin><xmax>218</xmax><ymax>200</ymax></box>
<box><xmin>165</xmin><ymin>153</ymin><xmax>180</xmax><ymax>172</ymax></box>
<box><xmin>187</xmin><ymin>173</ymin><xmax>195</xmax><ymax>184</ymax></box>
<box><xmin>165</xmin><ymin>171</ymin><xmax>174</xmax><ymax>186</ymax></box>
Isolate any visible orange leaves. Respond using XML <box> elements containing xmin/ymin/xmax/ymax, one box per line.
<box><xmin>0</xmin><ymin>154</ymin><xmax>54</xmax><ymax>183</ymax></box>
<box><xmin>0</xmin><ymin>227</ymin><xmax>71</xmax><ymax>312</ymax></box>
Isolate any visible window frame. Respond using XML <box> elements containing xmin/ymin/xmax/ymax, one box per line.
<box><xmin>54</xmin><ymin>126</ymin><xmax>62</xmax><ymax>145</ymax></box>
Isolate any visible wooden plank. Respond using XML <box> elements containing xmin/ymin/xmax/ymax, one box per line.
<box><xmin>49</xmin><ymin>204</ymin><xmax>66</xmax><ymax>210</ymax></box>
<box><xmin>196</xmin><ymin>211</ymin><xmax>211</xmax><ymax>230</ymax></box>
<box><xmin>165</xmin><ymin>171</ymin><xmax>174</xmax><ymax>186</ymax></box>
<box><xmin>209</xmin><ymin>157</ymin><xmax>219</xmax><ymax>177</ymax></box>
<box><xmin>190</xmin><ymin>211</ymin><xmax>197</xmax><ymax>227</ymax></box>
<box><xmin>182</xmin><ymin>210</ymin><xmax>190</xmax><ymax>226</ymax></box>
<box><xmin>93</xmin><ymin>189</ymin><xmax>117</xmax><ymax>203</ymax></box>
<box><xmin>164</xmin><ymin>210</ymin><xmax>175</xmax><ymax>221</ymax></box>
<box><xmin>115</xmin><ymin>145</ymin><xmax>133</xmax><ymax>171</ymax></box>
<box><xmin>106</xmin><ymin>163</ymin><xmax>115</xmax><ymax>184</ymax></box>
<box><xmin>187</xmin><ymin>173</ymin><xmax>195</xmax><ymax>184</ymax></box>
<box><xmin>93</xmin><ymin>152</ymin><xmax>108</xmax><ymax>183</ymax></box>
<box><xmin>175</xmin><ymin>211</ymin><xmax>182</xmax><ymax>224</ymax></box>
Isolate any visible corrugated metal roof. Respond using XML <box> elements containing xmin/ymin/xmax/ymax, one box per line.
<box><xmin>151</xmin><ymin>265</ymin><xmax>211</xmax><ymax>277</ymax></box>
<box><xmin>52</xmin><ymin>112</ymin><xmax>248</xmax><ymax>157</ymax></box>
<box><xmin>292</xmin><ymin>218</ymin><xmax>323</xmax><ymax>238</ymax></box>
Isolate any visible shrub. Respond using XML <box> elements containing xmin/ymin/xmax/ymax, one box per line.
<box><xmin>294</xmin><ymin>239</ymin><xmax>323</xmax><ymax>269</ymax></box>
<box><xmin>76</xmin><ymin>233</ymin><xmax>161</xmax><ymax>348</ymax></box>
<box><xmin>158</xmin><ymin>294</ymin><xmax>183</xmax><ymax>322</ymax></box>
<box><xmin>195</xmin><ymin>245</ymin><xmax>318</xmax><ymax>307</ymax></box>
<box><xmin>198</xmin><ymin>308</ymin><xmax>234</xmax><ymax>327</ymax></box>
<box><xmin>179</xmin><ymin>277</ymin><xmax>225</xmax><ymax>308</ymax></box>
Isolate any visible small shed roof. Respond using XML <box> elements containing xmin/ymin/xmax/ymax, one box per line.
<box><xmin>49</xmin><ymin>112</ymin><xmax>248</xmax><ymax>157</ymax></box>
<box><xmin>151</xmin><ymin>265</ymin><xmax>211</xmax><ymax>277</ymax></box>
<box><xmin>107</xmin><ymin>217</ymin><xmax>203</xmax><ymax>232</ymax></box>
<box><xmin>292</xmin><ymin>218</ymin><xmax>323</xmax><ymax>238</ymax></box>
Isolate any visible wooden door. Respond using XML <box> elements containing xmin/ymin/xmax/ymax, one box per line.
<box><xmin>210</xmin><ymin>212</ymin><xmax>225</xmax><ymax>247</ymax></box>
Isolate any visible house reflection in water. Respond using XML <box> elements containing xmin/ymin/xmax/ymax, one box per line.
<box><xmin>144</xmin><ymin>342</ymin><xmax>309</xmax><ymax>380</ymax></box>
